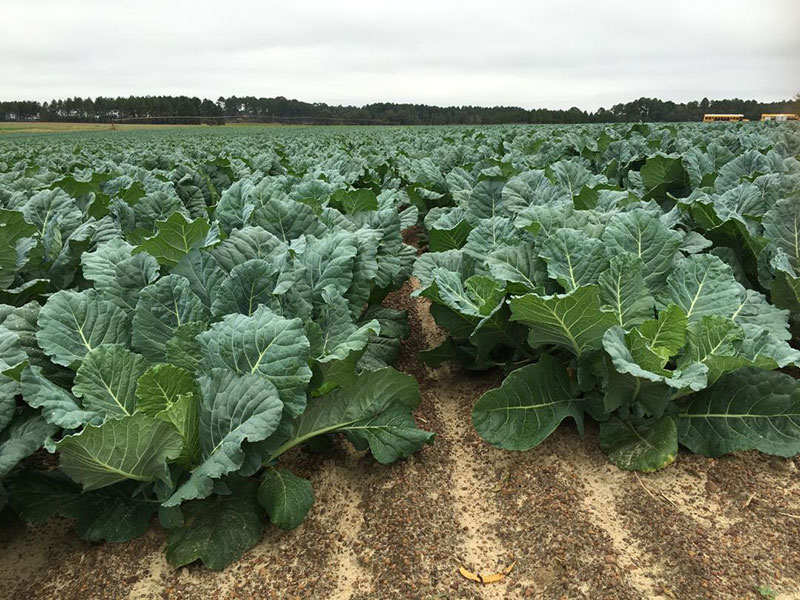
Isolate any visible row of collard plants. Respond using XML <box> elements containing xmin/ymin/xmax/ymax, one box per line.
<box><xmin>0</xmin><ymin>131</ymin><xmax>432</xmax><ymax>569</ymax></box>
<box><xmin>414</xmin><ymin>122</ymin><xmax>800</xmax><ymax>471</ymax></box>
<box><xmin>0</xmin><ymin>121</ymin><xmax>799</xmax><ymax>569</ymax></box>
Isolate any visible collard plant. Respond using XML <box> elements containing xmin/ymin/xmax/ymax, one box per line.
<box><xmin>0</xmin><ymin>164</ymin><xmax>432</xmax><ymax>569</ymax></box>
<box><xmin>672</xmin><ymin>146</ymin><xmax>800</xmax><ymax>338</ymax></box>
<box><xmin>415</xmin><ymin>154</ymin><xmax>800</xmax><ymax>471</ymax></box>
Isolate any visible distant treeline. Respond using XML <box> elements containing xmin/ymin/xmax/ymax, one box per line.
<box><xmin>1</xmin><ymin>95</ymin><xmax>798</xmax><ymax>125</ymax></box>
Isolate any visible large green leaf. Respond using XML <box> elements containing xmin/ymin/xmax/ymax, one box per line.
<box><xmin>462</xmin><ymin>217</ymin><xmax>517</xmax><ymax>263</ymax></box>
<box><xmin>601</xmin><ymin>209</ymin><xmax>682</xmax><ymax>291</ymax></box>
<box><xmin>155</xmin><ymin>392</ymin><xmax>200</xmax><ymax>469</ymax></box>
<box><xmin>502</xmin><ymin>170</ymin><xmax>560</xmax><ymax>207</ymax></box>
<box><xmin>358</xmin><ymin>336</ymin><xmax>402</xmax><ymax>372</ymax></box>
<box><xmin>134</xmin><ymin>191</ymin><xmax>188</xmax><ymax>231</ymax></box>
<box><xmin>135</xmin><ymin>363</ymin><xmax>198</xmax><ymax>416</ymax></box>
<box><xmin>516</xmin><ymin>203</ymin><xmax>588</xmax><ymax>238</ymax></box>
<box><xmin>412</xmin><ymin>249</ymin><xmax>469</xmax><ymax>296</ymax></box>
<box><xmin>330</xmin><ymin>188</ymin><xmax>378</xmax><ymax>214</ymax></box>
<box><xmin>211</xmin><ymin>226</ymin><xmax>286</xmax><ymax>273</ymax></box>
<box><xmin>269</xmin><ymin>368</ymin><xmax>431</xmax><ymax>464</ymax></box>
<box><xmin>640</xmin><ymin>154</ymin><xmax>690</xmax><ymax>201</ymax></box>
<box><xmin>44</xmin><ymin>218</ymin><xmax>96</xmax><ymax>288</ymax></box>
<box><xmin>763</xmin><ymin>197</ymin><xmax>800</xmax><ymax>272</ymax></box>
<box><xmin>730</xmin><ymin>288</ymin><xmax>791</xmax><ymax>341</ymax></box>
<box><xmin>81</xmin><ymin>239</ymin><xmax>136</xmax><ymax>292</ymax></box>
<box><xmin>210</xmin><ymin>258</ymin><xmax>279</xmax><ymax>317</ymax></box>
<box><xmin>429</xmin><ymin>216</ymin><xmax>473</xmax><ymax>252</ymax></box>
<box><xmin>677</xmin><ymin>368</ymin><xmax>800</xmax><ymax>457</ymax></box>
<box><xmin>714</xmin><ymin>149</ymin><xmax>768</xmax><ymax>193</ymax></box>
<box><xmin>430</xmin><ymin>269</ymin><xmax>504</xmax><ymax>318</ymax></box>
<box><xmin>7</xmin><ymin>470</ymin><xmax>85</xmax><ymax>524</ymax></box>
<box><xmin>637</xmin><ymin>304</ymin><xmax>688</xmax><ymax>358</ymax></box>
<box><xmin>72</xmin><ymin>488</ymin><xmax>158</xmax><ymax>542</ymax></box>
<box><xmin>171</xmin><ymin>248</ymin><xmax>227</xmax><ymax>310</ymax></box>
<box><xmin>198</xmin><ymin>305</ymin><xmax>311</xmax><ymax>416</ymax></box>
<box><xmin>82</xmin><ymin>239</ymin><xmax>160</xmax><ymax>311</ymax></box>
<box><xmin>36</xmin><ymin>289</ymin><xmax>131</xmax><ymax>367</ymax></box>
<box><xmin>214</xmin><ymin>179</ymin><xmax>255</xmax><ymax>232</ymax></box>
<box><xmin>132</xmin><ymin>275</ymin><xmax>209</xmax><ymax>362</ymax></box>
<box><xmin>605</xmin><ymin>325</ymin><xmax>670</xmax><ymax>375</ymax></box>
<box><xmin>0</xmin><ymin>375</ymin><xmax>15</xmax><ymax>431</ymax></box>
<box><xmin>249</xmin><ymin>197</ymin><xmax>327</xmax><ymax>242</ymax></box>
<box><xmin>165</xmin><ymin>321</ymin><xmax>206</xmax><ymax>373</ymax></box>
<box><xmin>0</xmin><ymin>410</ymin><xmax>57</xmax><ymax>479</ymax></box>
<box><xmin>22</xmin><ymin>188</ymin><xmax>82</xmax><ymax>252</ymax></box>
<box><xmin>293</xmin><ymin>231</ymin><xmax>358</xmax><ymax>306</ymax></box>
<box><xmin>342</xmin><ymin>223</ymin><xmax>381</xmax><ymax>301</ymax></box>
<box><xmin>678</xmin><ymin>316</ymin><xmax>750</xmax><ymax>385</ymax></box>
<box><xmin>165</xmin><ymin>478</ymin><xmax>265</xmax><ymax>571</ymax></box>
<box><xmin>164</xmin><ymin>371</ymin><xmax>283</xmax><ymax>506</ymax></box>
<box><xmin>770</xmin><ymin>266</ymin><xmax>800</xmax><ymax>314</ymax></box>
<box><xmin>549</xmin><ymin>159</ymin><xmax>602</xmax><ymax>196</ymax></box>
<box><xmin>258</xmin><ymin>467</ymin><xmax>314</xmax><ymax>530</ymax></box>
<box><xmin>133</xmin><ymin>212</ymin><xmax>211</xmax><ymax>268</ymax></box>
<box><xmin>539</xmin><ymin>228</ymin><xmax>609</xmax><ymax>291</ymax></box>
<box><xmin>682</xmin><ymin>148</ymin><xmax>715</xmax><ymax>188</ymax></box>
<box><xmin>311</xmin><ymin>287</ymin><xmax>380</xmax><ymax>363</ymax></box>
<box><xmin>602</xmin><ymin>364</ymin><xmax>673</xmax><ymax>416</ymax></box>
<box><xmin>56</xmin><ymin>413</ymin><xmax>182</xmax><ymax>491</ymax></box>
<box><xmin>472</xmin><ymin>354</ymin><xmax>583</xmax><ymax>451</ymax></box>
<box><xmin>20</xmin><ymin>366</ymin><xmax>97</xmax><ymax>429</ymax></box>
<box><xmin>1</xmin><ymin>303</ymin><xmax>53</xmax><ymax>376</ymax></box>
<box><xmin>601</xmin><ymin>319</ymin><xmax>705</xmax><ymax>417</ymax></box>
<box><xmin>661</xmin><ymin>254</ymin><xmax>744</xmax><ymax>322</ymax></box>
<box><xmin>0</xmin><ymin>209</ymin><xmax>37</xmax><ymax>287</ymax></box>
<box><xmin>509</xmin><ymin>285</ymin><xmax>617</xmax><ymax>357</ymax></box>
<box><xmin>8</xmin><ymin>471</ymin><xmax>157</xmax><ymax>543</ymax></box>
<box><xmin>599</xmin><ymin>416</ymin><xmax>678</xmax><ymax>471</ymax></box>
<box><xmin>0</xmin><ymin>325</ymin><xmax>27</xmax><ymax>376</ymax></box>
<box><xmin>72</xmin><ymin>345</ymin><xmax>150</xmax><ymax>420</ymax></box>
<box><xmin>360</xmin><ymin>305</ymin><xmax>409</xmax><ymax>340</ymax></box>
<box><xmin>598</xmin><ymin>254</ymin><xmax>655</xmax><ymax>328</ymax></box>
<box><xmin>0</xmin><ymin>279</ymin><xmax>48</xmax><ymax>308</ymax></box>
<box><xmin>486</xmin><ymin>244</ymin><xmax>547</xmax><ymax>294</ymax></box>
<box><xmin>738</xmin><ymin>324</ymin><xmax>800</xmax><ymax>368</ymax></box>
<box><xmin>466</xmin><ymin>179</ymin><xmax>506</xmax><ymax>221</ymax></box>
<box><xmin>602</xmin><ymin>326</ymin><xmax>707</xmax><ymax>391</ymax></box>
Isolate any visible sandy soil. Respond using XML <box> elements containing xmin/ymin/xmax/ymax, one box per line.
<box><xmin>1</xmin><ymin>279</ymin><xmax>800</xmax><ymax>600</ymax></box>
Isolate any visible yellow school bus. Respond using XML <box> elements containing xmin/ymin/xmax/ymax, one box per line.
<box><xmin>703</xmin><ymin>114</ymin><xmax>746</xmax><ymax>122</ymax></box>
<box><xmin>761</xmin><ymin>113</ymin><xmax>798</xmax><ymax>122</ymax></box>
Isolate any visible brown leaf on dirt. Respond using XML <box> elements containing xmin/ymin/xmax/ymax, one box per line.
<box><xmin>458</xmin><ymin>561</ymin><xmax>515</xmax><ymax>584</ymax></box>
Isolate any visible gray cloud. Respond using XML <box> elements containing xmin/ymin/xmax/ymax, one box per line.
<box><xmin>2</xmin><ymin>0</ymin><xmax>798</xmax><ymax>109</ymax></box>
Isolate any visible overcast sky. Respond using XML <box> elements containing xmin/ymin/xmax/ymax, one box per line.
<box><xmin>2</xmin><ymin>0</ymin><xmax>798</xmax><ymax>110</ymax></box>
